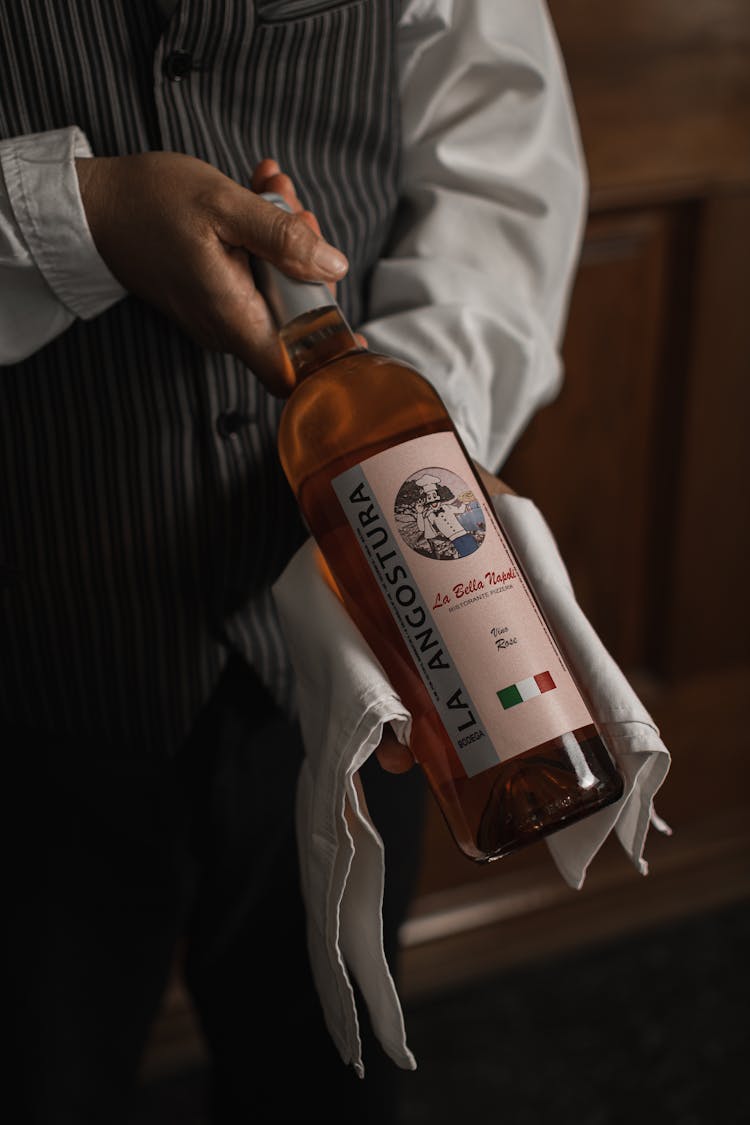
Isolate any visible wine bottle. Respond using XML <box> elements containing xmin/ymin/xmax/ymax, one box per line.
<box><xmin>256</xmin><ymin>194</ymin><xmax>624</xmax><ymax>864</ymax></box>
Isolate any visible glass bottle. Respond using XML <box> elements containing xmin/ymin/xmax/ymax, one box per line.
<box><xmin>256</xmin><ymin>195</ymin><xmax>624</xmax><ymax>863</ymax></box>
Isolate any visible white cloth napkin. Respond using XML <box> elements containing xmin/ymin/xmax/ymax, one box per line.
<box><xmin>272</xmin><ymin>493</ymin><xmax>671</xmax><ymax>1077</ymax></box>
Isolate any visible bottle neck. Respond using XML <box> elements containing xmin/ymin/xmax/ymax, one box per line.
<box><xmin>251</xmin><ymin>192</ymin><xmax>363</xmax><ymax>380</ymax></box>
<box><xmin>279</xmin><ymin>304</ymin><xmax>363</xmax><ymax>382</ymax></box>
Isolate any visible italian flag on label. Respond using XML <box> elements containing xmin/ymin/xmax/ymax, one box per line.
<box><xmin>497</xmin><ymin>671</ymin><xmax>556</xmax><ymax>710</ymax></box>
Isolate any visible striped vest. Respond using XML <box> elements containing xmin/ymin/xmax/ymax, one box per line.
<box><xmin>0</xmin><ymin>0</ymin><xmax>400</xmax><ymax>751</ymax></box>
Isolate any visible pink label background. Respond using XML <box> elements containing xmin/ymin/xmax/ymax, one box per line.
<box><xmin>361</xmin><ymin>432</ymin><xmax>593</xmax><ymax>764</ymax></box>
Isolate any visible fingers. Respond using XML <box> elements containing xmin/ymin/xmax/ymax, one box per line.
<box><xmin>214</xmin><ymin>292</ymin><xmax>297</xmax><ymax>398</ymax></box>
<box><xmin>251</xmin><ymin>158</ymin><xmax>302</xmax><ymax>213</ymax></box>
<box><xmin>223</xmin><ymin>162</ymin><xmax>348</xmax><ymax>282</ymax></box>
<box><xmin>248</xmin><ymin>157</ymin><xmax>340</xmax><ymax>309</ymax></box>
<box><xmin>251</xmin><ymin>157</ymin><xmax>282</xmax><ymax>193</ymax></box>
<box><xmin>242</xmin><ymin>196</ymin><xmax>347</xmax><ymax>280</ymax></box>
<box><xmin>375</xmin><ymin>728</ymin><xmax>416</xmax><ymax>775</ymax></box>
<box><xmin>252</xmin><ymin>163</ymin><xmax>324</xmax><ymax>239</ymax></box>
<box><xmin>205</xmin><ymin>159</ymin><xmax>347</xmax><ymax>389</ymax></box>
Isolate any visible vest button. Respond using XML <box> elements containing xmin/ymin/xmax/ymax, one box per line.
<box><xmin>216</xmin><ymin>411</ymin><xmax>251</xmax><ymax>439</ymax></box>
<box><xmin>163</xmin><ymin>49</ymin><xmax>194</xmax><ymax>82</ymax></box>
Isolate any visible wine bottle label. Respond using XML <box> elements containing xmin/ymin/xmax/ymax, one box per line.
<box><xmin>332</xmin><ymin>431</ymin><xmax>593</xmax><ymax>777</ymax></box>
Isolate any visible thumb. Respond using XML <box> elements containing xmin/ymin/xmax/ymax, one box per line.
<box><xmin>221</xmin><ymin>191</ymin><xmax>349</xmax><ymax>282</ymax></box>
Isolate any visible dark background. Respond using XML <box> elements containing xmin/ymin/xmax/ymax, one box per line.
<box><xmin>134</xmin><ymin>898</ymin><xmax>749</xmax><ymax>1124</ymax></box>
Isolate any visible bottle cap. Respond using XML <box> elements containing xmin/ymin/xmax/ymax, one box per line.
<box><xmin>252</xmin><ymin>192</ymin><xmax>337</xmax><ymax>327</ymax></box>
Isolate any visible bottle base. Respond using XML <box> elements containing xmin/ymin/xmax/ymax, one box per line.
<box><xmin>478</xmin><ymin>732</ymin><xmax>623</xmax><ymax>861</ymax></box>
<box><xmin>435</xmin><ymin>729</ymin><xmax>624</xmax><ymax>864</ymax></box>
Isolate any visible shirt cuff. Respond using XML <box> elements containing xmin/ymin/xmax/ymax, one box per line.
<box><xmin>0</xmin><ymin>126</ymin><xmax>126</xmax><ymax>320</ymax></box>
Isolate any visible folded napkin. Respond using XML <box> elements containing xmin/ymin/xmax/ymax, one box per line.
<box><xmin>272</xmin><ymin>493</ymin><xmax>671</xmax><ymax>1077</ymax></box>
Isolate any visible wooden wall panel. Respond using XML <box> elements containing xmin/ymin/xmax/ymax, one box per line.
<box><xmin>661</xmin><ymin>194</ymin><xmax>750</xmax><ymax>676</ymax></box>
<box><xmin>502</xmin><ymin>210</ymin><xmax>671</xmax><ymax>670</ymax></box>
<box><xmin>548</xmin><ymin>0</ymin><xmax>750</xmax><ymax>205</ymax></box>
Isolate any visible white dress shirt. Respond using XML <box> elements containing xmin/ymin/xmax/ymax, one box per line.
<box><xmin>0</xmin><ymin>0</ymin><xmax>587</xmax><ymax>472</ymax></box>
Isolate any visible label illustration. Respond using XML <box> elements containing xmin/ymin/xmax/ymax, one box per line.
<box><xmin>395</xmin><ymin>467</ymin><xmax>485</xmax><ymax>560</ymax></box>
<box><xmin>333</xmin><ymin>432</ymin><xmax>593</xmax><ymax>777</ymax></box>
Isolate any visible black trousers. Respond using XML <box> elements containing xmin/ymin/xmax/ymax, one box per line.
<box><xmin>9</xmin><ymin>654</ymin><xmax>427</xmax><ymax>1124</ymax></box>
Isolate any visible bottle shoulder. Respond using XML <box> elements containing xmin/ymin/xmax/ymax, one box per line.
<box><xmin>282</xmin><ymin>350</ymin><xmax>441</xmax><ymax>426</ymax></box>
<box><xmin>278</xmin><ymin>349</ymin><xmax>453</xmax><ymax>491</ymax></box>
<box><xmin>303</xmin><ymin>345</ymin><xmax>433</xmax><ymax>381</ymax></box>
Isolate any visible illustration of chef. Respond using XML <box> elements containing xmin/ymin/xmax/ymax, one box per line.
<box><xmin>413</xmin><ymin>472</ymin><xmax>480</xmax><ymax>558</ymax></box>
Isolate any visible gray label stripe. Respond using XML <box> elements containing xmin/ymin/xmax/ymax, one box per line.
<box><xmin>333</xmin><ymin>465</ymin><xmax>499</xmax><ymax>777</ymax></box>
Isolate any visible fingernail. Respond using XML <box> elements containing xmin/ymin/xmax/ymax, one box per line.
<box><xmin>313</xmin><ymin>242</ymin><xmax>348</xmax><ymax>278</ymax></box>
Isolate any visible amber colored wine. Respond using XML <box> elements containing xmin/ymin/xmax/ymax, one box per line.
<box><xmin>257</xmin><ymin>195</ymin><xmax>624</xmax><ymax>863</ymax></box>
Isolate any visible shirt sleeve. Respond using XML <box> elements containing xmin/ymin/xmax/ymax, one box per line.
<box><xmin>0</xmin><ymin>126</ymin><xmax>126</xmax><ymax>366</ymax></box>
<box><xmin>359</xmin><ymin>0</ymin><xmax>588</xmax><ymax>471</ymax></box>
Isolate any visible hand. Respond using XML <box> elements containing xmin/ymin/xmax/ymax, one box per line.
<box><xmin>375</xmin><ymin>728</ymin><xmax>416</xmax><ymax>774</ymax></box>
<box><xmin>75</xmin><ymin>152</ymin><xmax>349</xmax><ymax>396</ymax></box>
<box><xmin>251</xmin><ymin>160</ymin><xmax>369</xmax><ymax>352</ymax></box>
